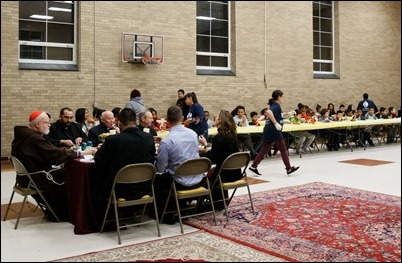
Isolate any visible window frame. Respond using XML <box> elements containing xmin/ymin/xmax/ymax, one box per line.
<box><xmin>18</xmin><ymin>1</ymin><xmax>77</xmax><ymax>65</ymax></box>
<box><xmin>313</xmin><ymin>1</ymin><xmax>334</xmax><ymax>75</ymax></box>
<box><xmin>196</xmin><ymin>1</ymin><xmax>230</xmax><ymax>71</ymax></box>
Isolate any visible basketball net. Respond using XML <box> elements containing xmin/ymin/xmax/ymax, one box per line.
<box><xmin>141</xmin><ymin>55</ymin><xmax>161</xmax><ymax>66</ymax></box>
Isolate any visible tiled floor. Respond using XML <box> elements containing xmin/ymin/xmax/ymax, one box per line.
<box><xmin>1</xmin><ymin>143</ymin><xmax>400</xmax><ymax>262</ymax></box>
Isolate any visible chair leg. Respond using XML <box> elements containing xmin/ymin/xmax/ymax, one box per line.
<box><xmin>100</xmin><ymin>200</ymin><xmax>112</xmax><ymax>232</ymax></box>
<box><xmin>2</xmin><ymin>190</ymin><xmax>16</xmax><ymax>222</ymax></box>
<box><xmin>246</xmin><ymin>185</ymin><xmax>255</xmax><ymax>215</ymax></box>
<box><xmin>174</xmin><ymin>194</ymin><xmax>184</xmax><ymax>234</ymax></box>
<box><xmin>221</xmin><ymin>187</ymin><xmax>229</xmax><ymax>221</ymax></box>
<box><xmin>152</xmin><ymin>199</ymin><xmax>161</xmax><ymax>237</ymax></box>
<box><xmin>14</xmin><ymin>195</ymin><xmax>29</xmax><ymax>230</ymax></box>
<box><xmin>113</xmin><ymin>202</ymin><xmax>121</xmax><ymax>245</ymax></box>
<box><xmin>207</xmin><ymin>190</ymin><xmax>217</xmax><ymax>226</ymax></box>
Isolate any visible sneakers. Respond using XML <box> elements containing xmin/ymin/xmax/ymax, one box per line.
<box><xmin>249</xmin><ymin>166</ymin><xmax>262</xmax><ymax>176</ymax></box>
<box><xmin>287</xmin><ymin>166</ymin><xmax>300</xmax><ymax>175</ymax></box>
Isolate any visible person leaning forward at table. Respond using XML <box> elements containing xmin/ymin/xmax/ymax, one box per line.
<box><xmin>92</xmin><ymin>108</ymin><xmax>156</xmax><ymax>229</ymax></box>
<box><xmin>11</xmin><ymin>110</ymin><xmax>96</xmax><ymax>222</ymax></box>
<box><xmin>45</xmin><ymin>107</ymin><xmax>89</xmax><ymax>148</ymax></box>
<box><xmin>88</xmin><ymin>110</ymin><xmax>120</xmax><ymax>147</ymax></box>
<box><xmin>248</xmin><ymin>89</ymin><xmax>300</xmax><ymax>176</ymax></box>
<box><xmin>154</xmin><ymin>106</ymin><xmax>204</xmax><ymax>224</ymax></box>
<box><xmin>138</xmin><ymin>110</ymin><xmax>158</xmax><ymax>137</ymax></box>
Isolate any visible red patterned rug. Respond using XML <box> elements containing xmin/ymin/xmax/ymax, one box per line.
<box><xmin>186</xmin><ymin>182</ymin><xmax>401</xmax><ymax>262</ymax></box>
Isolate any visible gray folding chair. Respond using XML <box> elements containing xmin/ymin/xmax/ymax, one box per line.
<box><xmin>100</xmin><ymin>163</ymin><xmax>161</xmax><ymax>245</ymax></box>
<box><xmin>3</xmin><ymin>155</ymin><xmax>61</xmax><ymax>229</ymax></box>
<box><xmin>160</xmin><ymin>157</ymin><xmax>216</xmax><ymax>234</ymax></box>
<box><xmin>211</xmin><ymin>152</ymin><xmax>255</xmax><ymax>221</ymax></box>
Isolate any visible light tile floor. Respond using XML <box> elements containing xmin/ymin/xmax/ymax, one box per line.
<box><xmin>1</xmin><ymin>143</ymin><xmax>401</xmax><ymax>262</ymax></box>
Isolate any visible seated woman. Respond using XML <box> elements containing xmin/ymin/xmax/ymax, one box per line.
<box><xmin>198</xmin><ymin>110</ymin><xmax>241</xmax><ymax>210</ymax></box>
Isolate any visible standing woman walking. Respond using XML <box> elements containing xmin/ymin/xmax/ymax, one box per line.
<box><xmin>249</xmin><ymin>89</ymin><xmax>300</xmax><ymax>176</ymax></box>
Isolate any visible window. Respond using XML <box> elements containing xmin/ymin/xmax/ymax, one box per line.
<box><xmin>19</xmin><ymin>1</ymin><xmax>76</xmax><ymax>65</ymax></box>
<box><xmin>196</xmin><ymin>1</ymin><xmax>230</xmax><ymax>70</ymax></box>
<box><xmin>313</xmin><ymin>1</ymin><xmax>334</xmax><ymax>74</ymax></box>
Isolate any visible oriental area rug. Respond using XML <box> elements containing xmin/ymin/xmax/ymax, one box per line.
<box><xmin>186</xmin><ymin>182</ymin><xmax>401</xmax><ymax>262</ymax></box>
<box><xmin>52</xmin><ymin>230</ymin><xmax>285</xmax><ymax>262</ymax></box>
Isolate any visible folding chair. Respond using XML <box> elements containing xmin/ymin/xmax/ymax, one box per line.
<box><xmin>3</xmin><ymin>155</ymin><xmax>62</xmax><ymax>229</ymax></box>
<box><xmin>160</xmin><ymin>157</ymin><xmax>216</xmax><ymax>234</ymax></box>
<box><xmin>100</xmin><ymin>163</ymin><xmax>161</xmax><ymax>245</ymax></box>
<box><xmin>211</xmin><ymin>152</ymin><xmax>255</xmax><ymax>221</ymax></box>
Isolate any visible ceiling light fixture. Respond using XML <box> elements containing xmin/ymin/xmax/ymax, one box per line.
<box><xmin>49</xmin><ymin>7</ymin><xmax>72</xmax><ymax>12</ymax></box>
<box><xmin>30</xmin><ymin>15</ymin><xmax>54</xmax><ymax>20</ymax></box>
<box><xmin>196</xmin><ymin>16</ymin><xmax>216</xmax><ymax>20</ymax></box>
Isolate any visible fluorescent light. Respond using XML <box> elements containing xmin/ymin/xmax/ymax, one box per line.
<box><xmin>196</xmin><ymin>16</ymin><xmax>215</xmax><ymax>20</ymax></box>
<box><xmin>49</xmin><ymin>7</ymin><xmax>72</xmax><ymax>12</ymax></box>
<box><xmin>30</xmin><ymin>15</ymin><xmax>54</xmax><ymax>20</ymax></box>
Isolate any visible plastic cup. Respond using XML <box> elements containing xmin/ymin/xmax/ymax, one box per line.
<box><xmin>81</xmin><ymin>142</ymin><xmax>87</xmax><ymax>151</ymax></box>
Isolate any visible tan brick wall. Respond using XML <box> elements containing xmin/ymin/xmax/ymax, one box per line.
<box><xmin>1</xmin><ymin>1</ymin><xmax>400</xmax><ymax>156</ymax></box>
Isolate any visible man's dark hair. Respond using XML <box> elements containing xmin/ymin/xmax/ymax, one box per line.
<box><xmin>363</xmin><ymin>93</ymin><xmax>369</xmax><ymax>99</ymax></box>
<box><xmin>178</xmin><ymin>89</ymin><xmax>185</xmax><ymax>94</ymax></box>
<box><xmin>117</xmin><ymin>108</ymin><xmax>136</xmax><ymax>126</ymax></box>
<box><xmin>167</xmin><ymin>106</ymin><xmax>182</xmax><ymax>123</ymax></box>
<box><xmin>59</xmin><ymin>107</ymin><xmax>73</xmax><ymax>116</ymax></box>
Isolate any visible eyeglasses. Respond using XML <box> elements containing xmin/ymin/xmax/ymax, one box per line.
<box><xmin>39</xmin><ymin>121</ymin><xmax>51</xmax><ymax>125</ymax></box>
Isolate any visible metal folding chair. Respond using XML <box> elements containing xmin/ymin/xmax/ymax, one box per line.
<box><xmin>211</xmin><ymin>152</ymin><xmax>255</xmax><ymax>221</ymax></box>
<box><xmin>160</xmin><ymin>157</ymin><xmax>216</xmax><ymax>234</ymax></box>
<box><xmin>3</xmin><ymin>155</ymin><xmax>62</xmax><ymax>229</ymax></box>
<box><xmin>100</xmin><ymin>163</ymin><xmax>161</xmax><ymax>244</ymax></box>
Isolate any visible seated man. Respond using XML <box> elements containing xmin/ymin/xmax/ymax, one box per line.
<box><xmin>45</xmin><ymin>107</ymin><xmax>89</xmax><ymax>147</ymax></box>
<box><xmin>11</xmin><ymin>110</ymin><xmax>95</xmax><ymax>221</ymax></box>
<box><xmin>154</xmin><ymin>106</ymin><xmax>204</xmax><ymax>224</ymax></box>
<box><xmin>138</xmin><ymin>110</ymin><xmax>158</xmax><ymax>137</ymax></box>
<box><xmin>93</xmin><ymin>108</ymin><xmax>156</xmax><ymax>229</ymax></box>
<box><xmin>88</xmin><ymin>110</ymin><xmax>119</xmax><ymax>147</ymax></box>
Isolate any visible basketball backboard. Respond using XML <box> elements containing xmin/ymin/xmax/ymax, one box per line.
<box><xmin>121</xmin><ymin>32</ymin><xmax>164</xmax><ymax>64</ymax></box>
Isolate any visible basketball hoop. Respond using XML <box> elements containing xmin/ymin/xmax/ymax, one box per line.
<box><xmin>141</xmin><ymin>55</ymin><xmax>162</xmax><ymax>65</ymax></box>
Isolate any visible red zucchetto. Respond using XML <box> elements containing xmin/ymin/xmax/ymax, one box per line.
<box><xmin>29</xmin><ymin>110</ymin><xmax>43</xmax><ymax>122</ymax></box>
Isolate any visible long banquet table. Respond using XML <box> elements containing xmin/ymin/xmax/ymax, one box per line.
<box><xmin>157</xmin><ymin>118</ymin><xmax>401</xmax><ymax>138</ymax></box>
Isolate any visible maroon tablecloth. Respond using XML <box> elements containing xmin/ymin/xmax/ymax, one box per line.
<box><xmin>64</xmin><ymin>159</ymin><xmax>98</xmax><ymax>234</ymax></box>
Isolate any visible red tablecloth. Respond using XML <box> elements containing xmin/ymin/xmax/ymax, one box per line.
<box><xmin>64</xmin><ymin>159</ymin><xmax>98</xmax><ymax>234</ymax></box>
